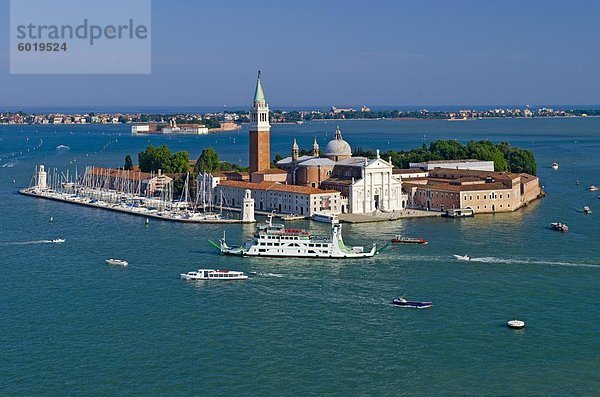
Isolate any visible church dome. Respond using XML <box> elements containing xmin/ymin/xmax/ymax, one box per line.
<box><xmin>325</xmin><ymin>126</ymin><xmax>352</xmax><ymax>157</ymax></box>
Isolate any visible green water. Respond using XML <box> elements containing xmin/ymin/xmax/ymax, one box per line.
<box><xmin>1</xmin><ymin>119</ymin><xmax>599</xmax><ymax>395</ymax></box>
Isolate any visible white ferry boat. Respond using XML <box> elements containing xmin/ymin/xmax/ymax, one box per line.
<box><xmin>180</xmin><ymin>269</ymin><xmax>248</xmax><ymax>280</ymax></box>
<box><xmin>312</xmin><ymin>213</ymin><xmax>339</xmax><ymax>224</ymax></box>
<box><xmin>218</xmin><ymin>215</ymin><xmax>376</xmax><ymax>258</ymax></box>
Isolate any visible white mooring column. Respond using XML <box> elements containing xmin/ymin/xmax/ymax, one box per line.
<box><xmin>242</xmin><ymin>189</ymin><xmax>256</xmax><ymax>223</ymax></box>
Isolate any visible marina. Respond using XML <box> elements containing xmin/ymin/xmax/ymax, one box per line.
<box><xmin>19</xmin><ymin>165</ymin><xmax>242</xmax><ymax>224</ymax></box>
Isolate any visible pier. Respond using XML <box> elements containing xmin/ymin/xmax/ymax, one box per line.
<box><xmin>19</xmin><ymin>188</ymin><xmax>243</xmax><ymax>224</ymax></box>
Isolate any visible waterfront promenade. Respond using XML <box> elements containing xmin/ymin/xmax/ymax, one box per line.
<box><xmin>338</xmin><ymin>209</ymin><xmax>441</xmax><ymax>223</ymax></box>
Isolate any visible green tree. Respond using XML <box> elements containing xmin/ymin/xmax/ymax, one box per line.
<box><xmin>138</xmin><ymin>145</ymin><xmax>175</xmax><ymax>173</ymax></box>
<box><xmin>466</xmin><ymin>140</ymin><xmax>509</xmax><ymax>171</ymax></box>
<box><xmin>170</xmin><ymin>151</ymin><xmax>191</xmax><ymax>173</ymax></box>
<box><xmin>124</xmin><ymin>154</ymin><xmax>133</xmax><ymax>170</ymax></box>
<box><xmin>195</xmin><ymin>147</ymin><xmax>220</xmax><ymax>173</ymax></box>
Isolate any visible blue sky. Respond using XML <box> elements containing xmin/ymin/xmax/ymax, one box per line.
<box><xmin>1</xmin><ymin>0</ymin><xmax>599</xmax><ymax>108</ymax></box>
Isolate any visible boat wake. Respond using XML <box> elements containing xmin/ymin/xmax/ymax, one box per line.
<box><xmin>1</xmin><ymin>240</ymin><xmax>61</xmax><ymax>245</ymax></box>
<box><xmin>251</xmin><ymin>272</ymin><xmax>285</xmax><ymax>278</ymax></box>
<box><xmin>467</xmin><ymin>256</ymin><xmax>599</xmax><ymax>269</ymax></box>
<box><xmin>392</xmin><ymin>254</ymin><xmax>599</xmax><ymax>269</ymax></box>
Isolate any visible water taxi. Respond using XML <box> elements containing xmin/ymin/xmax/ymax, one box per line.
<box><xmin>180</xmin><ymin>269</ymin><xmax>248</xmax><ymax>280</ymax></box>
<box><xmin>392</xmin><ymin>297</ymin><xmax>432</xmax><ymax>309</ymax></box>
<box><xmin>217</xmin><ymin>215</ymin><xmax>376</xmax><ymax>258</ymax></box>
<box><xmin>106</xmin><ymin>259</ymin><xmax>128</xmax><ymax>266</ymax></box>
<box><xmin>453</xmin><ymin>254</ymin><xmax>471</xmax><ymax>261</ymax></box>
<box><xmin>312</xmin><ymin>213</ymin><xmax>339</xmax><ymax>224</ymax></box>
<box><xmin>280</xmin><ymin>214</ymin><xmax>305</xmax><ymax>221</ymax></box>
<box><xmin>391</xmin><ymin>236</ymin><xmax>428</xmax><ymax>245</ymax></box>
<box><xmin>442</xmin><ymin>208</ymin><xmax>475</xmax><ymax>218</ymax></box>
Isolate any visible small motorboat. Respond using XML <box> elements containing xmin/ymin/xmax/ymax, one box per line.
<box><xmin>51</xmin><ymin>238</ymin><xmax>65</xmax><ymax>244</ymax></box>
<box><xmin>551</xmin><ymin>162</ymin><xmax>559</xmax><ymax>170</ymax></box>
<box><xmin>392</xmin><ymin>297</ymin><xmax>432</xmax><ymax>309</ymax></box>
<box><xmin>550</xmin><ymin>222</ymin><xmax>569</xmax><ymax>232</ymax></box>
<box><xmin>583</xmin><ymin>206</ymin><xmax>592</xmax><ymax>214</ymax></box>
<box><xmin>280</xmin><ymin>214</ymin><xmax>305</xmax><ymax>221</ymax></box>
<box><xmin>181</xmin><ymin>269</ymin><xmax>248</xmax><ymax>281</ymax></box>
<box><xmin>453</xmin><ymin>254</ymin><xmax>471</xmax><ymax>261</ymax></box>
<box><xmin>507</xmin><ymin>319</ymin><xmax>525</xmax><ymax>329</ymax></box>
<box><xmin>391</xmin><ymin>236</ymin><xmax>428</xmax><ymax>245</ymax></box>
<box><xmin>589</xmin><ymin>185</ymin><xmax>599</xmax><ymax>192</ymax></box>
<box><xmin>106</xmin><ymin>259</ymin><xmax>128</xmax><ymax>267</ymax></box>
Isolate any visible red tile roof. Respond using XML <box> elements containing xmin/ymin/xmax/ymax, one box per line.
<box><xmin>219</xmin><ymin>180</ymin><xmax>338</xmax><ymax>195</ymax></box>
<box><xmin>252</xmin><ymin>168</ymin><xmax>288</xmax><ymax>175</ymax></box>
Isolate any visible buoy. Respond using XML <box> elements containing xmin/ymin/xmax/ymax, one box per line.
<box><xmin>507</xmin><ymin>320</ymin><xmax>525</xmax><ymax>329</ymax></box>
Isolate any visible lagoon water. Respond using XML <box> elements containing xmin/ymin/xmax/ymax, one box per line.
<box><xmin>1</xmin><ymin>119</ymin><xmax>599</xmax><ymax>395</ymax></box>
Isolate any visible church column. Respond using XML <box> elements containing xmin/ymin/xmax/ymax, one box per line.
<box><xmin>387</xmin><ymin>171</ymin><xmax>396</xmax><ymax>210</ymax></box>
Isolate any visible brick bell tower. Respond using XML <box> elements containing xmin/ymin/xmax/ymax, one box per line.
<box><xmin>249</xmin><ymin>71</ymin><xmax>271</xmax><ymax>174</ymax></box>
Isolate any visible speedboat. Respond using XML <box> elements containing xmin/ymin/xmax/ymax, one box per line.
<box><xmin>507</xmin><ymin>319</ymin><xmax>525</xmax><ymax>329</ymax></box>
<box><xmin>550</xmin><ymin>222</ymin><xmax>569</xmax><ymax>232</ymax></box>
<box><xmin>106</xmin><ymin>259</ymin><xmax>128</xmax><ymax>266</ymax></box>
<box><xmin>51</xmin><ymin>238</ymin><xmax>65</xmax><ymax>244</ymax></box>
<box><xmin>589</xmin><ymin>185</ymin><xmax>599</xmax><ymax>192</ymax></box>
<box><xmin>392</xmin><ymin>297</ymin><xmax>432</xmax><ymax>309</ymax></box>
<box><xmin>551</xmin><ymin>162</ymin><xmax>559</xmax><ymax>170</ymax></box>
<box><xmin>391</xmin><ymin>236</ymin><xmax>428</xmax><ymax>245</ymax></box>
<box><xmin>180</xmin><ymin>269</ymin><xmax>248</xmax><ymax>280</ymax></box>
<box><xmin>583</xmin><ymin>206</ymin><xmax>592</xmax><ymax>214</ymax></box>
<box><xmin>453</xmin><ymin>254</ymin><xmax>471</xmax><ymax>261</ymax></box>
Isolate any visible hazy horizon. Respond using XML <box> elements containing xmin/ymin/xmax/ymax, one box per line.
<box><xmin>2</xmin><ymin>0</ymin><xmax>599</xmax><ymax>107</ymax></box>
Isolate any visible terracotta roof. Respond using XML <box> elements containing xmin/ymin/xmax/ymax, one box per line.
<box><xmin>218</xmin><ymin>180</ymin><xmax>338</xmax><ymax>195</ymax></box>
<box><xmin>428</xmin><ymin>168</ymin><xmax>521</xmax><ymax>181</ymax></box>
<box><xmin>403</xmin><ymin>180</ymin><xmax>511</xmax><ymax>192</ymax></box>
<box><xmin>89</xmin><ymin>167</ymin><xmax>154</xmax><ymax>181</ymax></box>
<box><xmin>393</xmin><ymin>168</ymin><xmax>428</xmax><ymax>174</ymax></box>
<box><xmin>417</xmin><ymin>159</ymin><xmax>484</xmax><ymax>164</ymax></box>
<box><xmin>252</xmin><ymin>168</ymin><xmax>288</xmax><ymax>175</ymax></box>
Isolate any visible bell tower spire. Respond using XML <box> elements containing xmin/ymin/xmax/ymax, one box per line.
<box><xmin>249</xmin><ymin>70</ymin><xmax>271</xmax><ymax>176</ymax></box>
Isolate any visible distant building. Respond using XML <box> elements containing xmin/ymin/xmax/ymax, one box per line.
<box><xmin>409</xmin><ymin>159</ymin><xmax>495</xmax><ymax>172</ymax></box>
<box><xmin>161</xmin><ymin>119</ymin><xmax>208</xmax><ymax>135</ymax></box>
<box><xmin>331</xmin><ymin>106</ymin><xmax>355</xmax><ymax>114</ymax></box>
<box><xmin>131</xmin><ymin>124</ymin><xmax>150</xmax><ymax>134</ymax></box>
